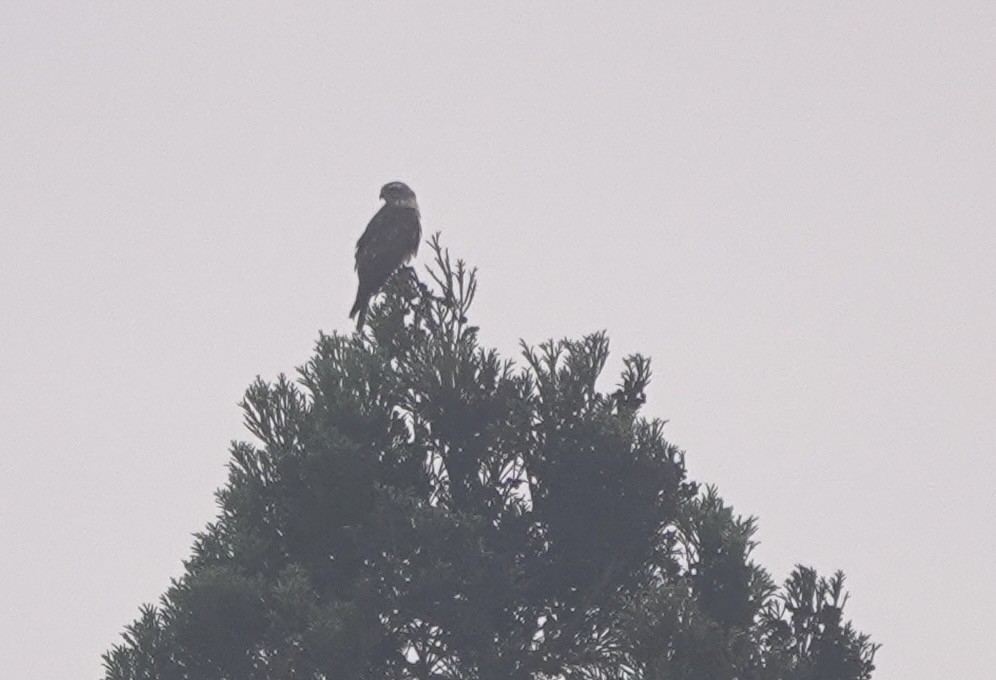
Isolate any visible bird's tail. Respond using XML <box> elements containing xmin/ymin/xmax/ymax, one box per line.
<box><xmin>349</xmin><ymin>292</ymin><xmax>368</xmax><ymax>330</ymax></box>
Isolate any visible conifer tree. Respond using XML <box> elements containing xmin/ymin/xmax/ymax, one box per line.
<box><xmin>104</xmin><ymin>236</ymin><xmax>878</xmax><ymax>680</ymax></box>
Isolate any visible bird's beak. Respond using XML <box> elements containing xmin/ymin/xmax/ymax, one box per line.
<box><xmin>379</xmin><ymin>188</ymin><xmax>386</xmax><ymax>201</ymax></box>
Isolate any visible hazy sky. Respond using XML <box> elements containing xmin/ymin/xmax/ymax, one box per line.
<box><xmin>2</xmin><ymin>3</ymin><xmax>994</xmax><ymax>678</ymax></box>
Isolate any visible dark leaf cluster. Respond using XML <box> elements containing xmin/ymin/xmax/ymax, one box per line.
<box><xmin>104</xmin><ymin>236</ymin><xmax>877</xmax><ymax>680</ymax></box>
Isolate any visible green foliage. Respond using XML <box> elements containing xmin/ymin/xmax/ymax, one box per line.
<box><xmin>103</xmin><ymin>236</ymin><xmax>878</xmax><ymax>680</ymax></box>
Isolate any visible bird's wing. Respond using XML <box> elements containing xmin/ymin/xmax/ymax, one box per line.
<box><xmin>355</xmin><ymin>205</ymin><xmax>420</xmax><ymax>274</ymax></box>
<box><xmin>355</xmin><ymin>204</ymin><xmax>386</xmax><ymax>258</ymax></box>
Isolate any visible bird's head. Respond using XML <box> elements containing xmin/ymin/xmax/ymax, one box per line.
<box><xmin>380</xmin><ymin>181</ymin><xmax>418</xmax><ymax>209</ymax></box>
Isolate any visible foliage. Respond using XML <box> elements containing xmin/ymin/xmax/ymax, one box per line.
<box><xmin>104</xmin><ymin>236</ymin><xmax>878</xmax><ymax>680</ymax></box>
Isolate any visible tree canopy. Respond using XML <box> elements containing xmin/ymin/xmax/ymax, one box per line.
<box><xmin>104</xmin><ymin>236</ymin><xmax>878</xmax><ymax>680</ymax></box>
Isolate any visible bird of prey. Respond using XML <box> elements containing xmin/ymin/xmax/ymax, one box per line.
<box><xmin>349</xmin><ymin>181</ymin><xmax>422</xmax><ymax>328</ymax></box>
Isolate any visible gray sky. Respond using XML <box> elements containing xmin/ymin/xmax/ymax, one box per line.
<box><xmin>2</xmin><ymin>3</ymin><xmax>993</xmax><ymax>678</ymax></box>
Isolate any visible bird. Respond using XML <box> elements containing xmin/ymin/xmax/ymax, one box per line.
<box><xmin>349</xmin><ymin>181</ymin><xmax>422</xmax><ymax>328</ymax></box>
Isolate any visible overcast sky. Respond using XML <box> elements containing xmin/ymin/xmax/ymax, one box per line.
<box><xmin>2</xmin><ymin>3</ymin><xmax>994</xmax><ymax>679</ymax></box>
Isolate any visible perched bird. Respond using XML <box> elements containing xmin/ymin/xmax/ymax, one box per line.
<box><xmin>349</xmin><ymin>181</ymin><xmax>422</xmax><ymax>328</ymax></box>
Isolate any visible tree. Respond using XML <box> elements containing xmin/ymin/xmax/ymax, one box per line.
<box><xmin>103</xmin><ymin>236</ymin><xmax>878</xmax><ymax>680</ymax></box>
